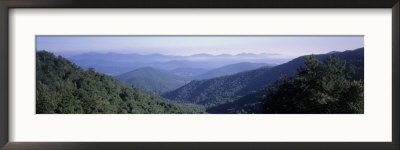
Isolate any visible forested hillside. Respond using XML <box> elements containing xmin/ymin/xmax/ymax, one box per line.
<box><xmin>262</xmin><ymin>55</ymin><xmax>363</xmax><ymax>113</ymax></box>
<box><xmin>36</xmin><ymin>51</ymin><xmax>192</xmax><ymax>114</ymax></box>
<box><xmin>115</xmin><ymin>67</ymin><xmax>189</xmax><ymax>95</ymax></box>
<box><xmin>163</xmin><ymin>48</ymin><xmax>364</xmax><ymax>113</ymax></box>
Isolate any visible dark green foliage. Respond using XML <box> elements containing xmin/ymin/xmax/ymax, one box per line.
<box><xmin>206</xmin><ymin>90</ymin><xmax>265</xmax><ymax>114</ymax></box>
<box><xmin>163</xmin><ymin>67</ymin><xmax>269</xmax><ymax>108</ymax></box>
<box><xmin>36</xmin><ymin>51</ymin><xmax>192</xmax><ymax>114</ymax></box>
<box><xmin>163</xmin><ymin>48</ymin><xmax>364</xmax><ymax>114</ymax></box>
<box><xmin>116</xmin><ymin>67</ymin><xmax>189</xmax><ymax>95</ymax></box>
<box><xmin>262</xmin><ymin>55</ymin><xmax>363</xmax><ymax>114</ymax></box>
<box><xmin>179</xmin><ymin>103</ymin><xmax>207</xmax><ymax>113</ymax></box>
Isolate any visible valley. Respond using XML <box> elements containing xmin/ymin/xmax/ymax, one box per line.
<box><xmin>37</xmin><ymin>47</ymin><xmax>364</xmax><ymax>114</ymax></box>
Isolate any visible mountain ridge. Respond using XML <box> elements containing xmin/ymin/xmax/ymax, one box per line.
<box><xmin>162</xmin><ymin>47</ymin><xmax>364</xmax><ymax>112</ymax></box>
<box><xmin>36</xmin><ymin>51</ymin><xmax>192</xmax><ymax>114</ymax></box>
<box><xmin>116</xmin><ymin>67</ymin><xmax>189</xmax><ymax>95</ymax></box>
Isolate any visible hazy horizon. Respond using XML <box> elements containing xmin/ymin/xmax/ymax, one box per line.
<box><xmin>36</xmin><ymin>36</ymin><xmax>364</xmax><ymax>59</ymax></box>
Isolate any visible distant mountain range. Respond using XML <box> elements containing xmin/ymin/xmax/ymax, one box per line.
<box><xmin>68</xmin><ymin>52</ymin><xmax>285</xmax><ymax>75</ymax></box>
<box><xmin>162</xmin><ymin>48</ymin><xmax>364</xmax><ymax>113</ymax></box>
<box><xmin>115</xmin><ymin>67</ymin><xmax>189</xmax><ymax>95</ymax></box>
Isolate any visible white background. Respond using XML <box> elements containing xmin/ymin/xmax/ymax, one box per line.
<box><xmin>9</xmin><ymin>9</ymin><xmax>392</xmax><ymax>142</ymax></box>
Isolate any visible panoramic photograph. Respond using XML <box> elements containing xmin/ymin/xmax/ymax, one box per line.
<box><xmin>36</xmin><ymin>36</ymin><xmax>364</xmax><ymax>114</ymax></box>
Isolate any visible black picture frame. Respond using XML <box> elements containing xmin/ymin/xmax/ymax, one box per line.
<box><xmin>0</xmin><ymin>0</ymin><xmax>398</xmax><ymax>149</ymax></box>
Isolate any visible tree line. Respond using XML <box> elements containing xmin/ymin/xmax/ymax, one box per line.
<box><xmin>36</xmin><ymin>51</ymin><xmax>193</xmax><ymax>114</ymax></box>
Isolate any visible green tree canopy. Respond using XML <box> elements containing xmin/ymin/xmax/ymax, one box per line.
<box><xmin>263</xmin><ymin>55</ymin><xmax>363</xmax><ymax>114</ymax></box>
<box><xmin>36</xmin><ymin>51</ymin><xmax>193</xmax><ymax>114</ymax></box>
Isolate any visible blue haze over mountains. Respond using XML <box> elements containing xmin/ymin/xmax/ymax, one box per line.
<box><xmin>68</xmin><ymin>52</ymin><xmax>286</xmax><ymax>76</ymax></box>
<box><xmin>40</xmin><ymin>47</ymin><xmax>364</xmax><ymax>114</ymax></box>
<box><xmin>36</xmin><ymin>36</ymin><xmax>364</xmax><ymax>114</ymax></box>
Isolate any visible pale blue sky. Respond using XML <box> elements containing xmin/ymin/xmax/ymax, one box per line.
<box><xmin>36</xmin><ymin>36</ymin><xmax>364</xmax><ymax>58</ymax></box>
